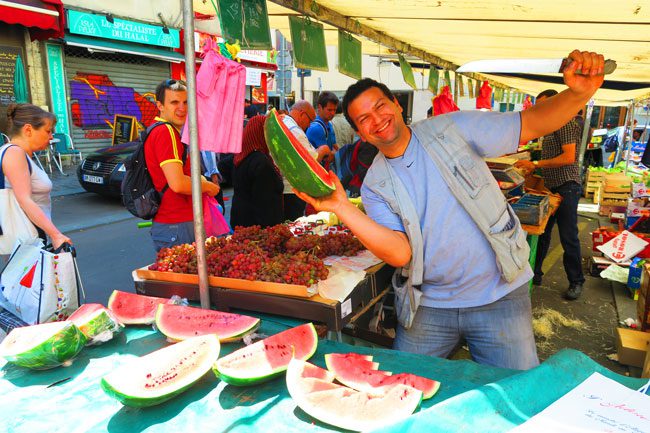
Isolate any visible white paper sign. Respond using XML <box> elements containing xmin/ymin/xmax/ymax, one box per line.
<box><xmin>511</xmin><ymin>372</ymin><xmax>650</xmax><ymax>433</ymax></box>
<box><xmin>596</xmin><ymin>230</ymin><xmax>649</xmax><ymax>263</ymax></box>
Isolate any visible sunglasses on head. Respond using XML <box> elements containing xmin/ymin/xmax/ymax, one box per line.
<box><xmin>164</xmin><ymin>79</ymin><xmax>187</xmax><ymax>87</ymax></box>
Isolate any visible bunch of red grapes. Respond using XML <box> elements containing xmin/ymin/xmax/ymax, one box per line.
<box><xmin>148</xmin><ymin>224</ymin><xmax>364</xmax><ymax>286</ymax></box>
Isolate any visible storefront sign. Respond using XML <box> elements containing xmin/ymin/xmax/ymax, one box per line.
<box><xmin>45</xmin><ymin>43</ymin><xmax>70</xmax><ymax>136</ymax></box>
<box><xmin>67</xmin><ymin>10</ymin><xmax>180</xmax><ymax>48</ymax></box>
<box><xmin>0</xmin><ymin>46</ymin><xmax>21</xmax><ymax>106</ymax></box>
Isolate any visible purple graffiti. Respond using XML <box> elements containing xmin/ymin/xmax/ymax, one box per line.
<box><xmin>69</xmin><ymin>81</ymin><xmax>143</xmax><ymax>128</ymax></box>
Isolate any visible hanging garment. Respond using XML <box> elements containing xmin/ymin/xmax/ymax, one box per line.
<box><xmin>182</xmin><ymin>47</ymin><xmax>245</xmax><ymax>153</ymax></box>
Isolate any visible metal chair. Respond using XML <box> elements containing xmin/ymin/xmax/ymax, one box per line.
<box><xmin>52</xmin><ymin>133</ymin><xmax>82</xmax><ymax>168</ymax></box>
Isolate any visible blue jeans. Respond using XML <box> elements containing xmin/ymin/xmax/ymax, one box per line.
<box><xmin>150</xmin><ymin>221</ymin><xmax>195</xmax><ymax>252</ymax></box>
<box><xmin>394</xmin><ymin>283</ymin><xmax>539</xmax><ymax>370</ymax></box>
<box><xmin>535</xmin><ymin>181</ymin><xmax>585</xmax><ymax>285</ymax></box>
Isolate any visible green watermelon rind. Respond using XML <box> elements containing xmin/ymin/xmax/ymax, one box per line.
<box><xmin>72</xmin><ymin>308</ymin><xmax>124</xmax><ymax>344</ymax></box>
<box><xmin>154</xmin><ymin>304</ymin><xmax>261</xmax><ymax>343</ymax></box>
<box><xmin>0</xmin><ymin>322</ymin><xmax>87</xmax><ymax>370</ymax></box>
<box><xmin>265</xmin><ymin>109</ymin><xmax>336</xmax><ymax>198</ymax></box>
<box><xmin>213</xmin><ymin>323</ymin><xmax>318</xmax><ymax>386</ymax></box>
<box><xmin>101</xmin><ymin>335</ymin><xmax>221</xmax><ymax>407</ymax></box>
<box><xmin>100</xmin><ymin>376</ymin><xmax>196</xmax><ymax>408</ymax></box>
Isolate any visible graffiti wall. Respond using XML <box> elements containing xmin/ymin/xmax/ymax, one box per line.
<box><xmin>68</xmin><ymin>73</ymin><xmax>158</xmax><ymax>141</ymax></box>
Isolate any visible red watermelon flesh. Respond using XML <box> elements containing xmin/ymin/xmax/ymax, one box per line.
<box><xmin>155</xmin><ymin>304</ymin><xmax>260</xmax><ymax>342</ymax></box>
<box><xmin>376</xmin><ymin>373</ymin><xmax>441</xmax><ymax>400</ymax></box>
<box><xmin>213</xmin><ymin>323</ymin><xmax>318</xmax><ymax>386</ymax></box>
<box><xmin>107</xmin><ymin>290</ymin><xmax>170</xmax><ymax>325</ymax></box>
<box><xmin>324</xmin><ymin>353</ymin><xmax>379</xmax><ymax>371</ymax></box>
<box><xmin>68</xmin><ymin>303</ymin><xmax>104</xmax><ymax>322</ymax></box>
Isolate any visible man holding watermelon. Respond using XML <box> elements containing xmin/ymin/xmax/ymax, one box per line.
<box><xmin>296</xmin><ymin>50</ymin><xmax>605</xmax><ymax>370</ymax></box>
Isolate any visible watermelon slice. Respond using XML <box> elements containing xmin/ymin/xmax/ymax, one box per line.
<box><xmin>155</xmin><ymin>304</ymin><xmax>260</xmax><ymax>342</ymax></box>
<box><xmin>0</xmin><ymin>321</ymin><xmax>86</xmax><ymax>370</ymax></box>
<box><xmin>68</xmin><ymin>303</ymin><xmax>123</xmax><ymax>345</ymax></box>
<box><xmin>326</xmin><ymin>353</ymin><xmax>440</xmax><ymax>400</ymax></box>
<box><xmin>324</xmin><ymin>353</ymin><xmax>379</xmax><ymax>372</ymax></box>
<box><xmin>101</xmin><ymin>334</ymin><xmax>220</xmax><ymax>407</ymax></box>
<box><xmin>265</xmin><ymin>109</ymin><xmax>336</xmax><ymax>197</ymax></box>
<box><xmin>286</xmin><ymin>358</ymin><xmax>422</xmax><ymax>431</ymax></box>
<box><xmin>213</xmin><ymin>323</ymin><xmax>318</xmax><ymax>386</ymax></box>
<box><xmin>107</xmin><ymin>290</ymin><xmax>169</xmax><ymax>325</ymax></box>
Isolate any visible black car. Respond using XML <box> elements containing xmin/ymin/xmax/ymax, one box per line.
<box><xmin>77</xmin><ymin>142</ymin><xmax>137</xmax><ymax>197</ymax></box>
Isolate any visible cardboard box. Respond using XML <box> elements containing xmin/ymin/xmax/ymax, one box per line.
<box><xmin>627</xmin><ymin>198</ymin><xmax>650</xmax><ymax>217</ymax></box>
<box><xmin>616</xmin><ymin>327</ymin><xmax>650</xmax><ymax>367</ymax></box>
<box><xmin>628</xmin><ymin>258</ymin><xmax>645</xmax><ymax>299</ymax></box>
<box><xmin>638</xmin><ymin>291</ymin><xmax>650</xmax><ymax>331</ymax></box>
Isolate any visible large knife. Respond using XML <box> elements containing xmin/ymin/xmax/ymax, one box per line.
<box><xmin>456</xmin><ymin>58</ymin><xmax>617</xmax><ymax>75</ymax></box>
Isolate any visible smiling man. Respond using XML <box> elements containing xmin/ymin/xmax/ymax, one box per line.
<box><xmin>295</xmin><ymin>50</ymin><xmax>605</xmax><ymax>370</ymax></box>
<box><xmin>144</xmin><ymin>79</ymin><xmax>219</xmax><ymax>251</ymax></box>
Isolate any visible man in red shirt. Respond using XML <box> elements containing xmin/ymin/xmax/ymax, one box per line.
<box><xmin>145</xmin><ymin>79</ymin><xmax>220</xmax><ymax>251</ymax></box>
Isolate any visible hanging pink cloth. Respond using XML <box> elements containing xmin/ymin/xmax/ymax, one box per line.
<box><xmin>182</xmin><ymin>39</ymin><xmax>245</xmax><ymax>153</ymax></box>
<box><xmin>522</xmin><ymin>95</ymin><xmax>533</xmax><ymax>110</ymax></box>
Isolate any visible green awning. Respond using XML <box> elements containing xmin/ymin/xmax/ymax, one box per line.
<box><xmin>64</xmin><ymin>34</ymin><xmax>185</xmax><ymax>63</ymax></box>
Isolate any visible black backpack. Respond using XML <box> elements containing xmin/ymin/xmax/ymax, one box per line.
<box><xmin>121</xmin><ymin>121</ymin><xmax>185</xmax><ymax>219</ymax></box>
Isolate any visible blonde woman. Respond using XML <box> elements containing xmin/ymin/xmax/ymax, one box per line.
<box><xmin>1</xmin><ymin>103</ymin><xmax>71</xmax><ymax>249</ymax></box>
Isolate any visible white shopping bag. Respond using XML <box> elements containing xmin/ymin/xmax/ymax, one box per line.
<box><xmin>0</xmin><ymin>239</ymin><xmax>80</xmax><ymax>324</ymax></box>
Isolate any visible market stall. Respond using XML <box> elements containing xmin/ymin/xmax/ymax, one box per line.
<box><xmin>0</xmin><ymin>317</ymin><xmax>645</xmax><ymax>433</ymax></box>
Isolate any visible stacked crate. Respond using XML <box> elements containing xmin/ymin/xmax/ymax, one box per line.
<box><xmin>585</xmin><ymin>169</ymin><xmax>604</xmax><ymax>199</ymax></box>
<box><xmin>598</xmin><ymin>173</ymin><xmax>632</xmax><ymax>217</ymax></box>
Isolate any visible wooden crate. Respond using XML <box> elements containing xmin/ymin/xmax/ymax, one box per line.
<box><xmin>586</xmin><ymin>170</ymin><xmax>606</xmax><ymax>183</ymax></box>
<box><xmin>604</xmin><ymin>173</ymin><xmax>632</xmax><ymax>193</ymax></box>
<box><xmin>597</xmin><ymin>184</ymin><xmax>629</xmax><ymax>206</ymax></box>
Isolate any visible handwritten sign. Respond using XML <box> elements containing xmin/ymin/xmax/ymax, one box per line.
<box><xmin>0</xmin><ymin>46</ymin><xmax>21</xmax><ymax>105</ymax></box>
<box><xmin>512</xmin><ymin>372</ymin><xmax>650</xmax><ymax>432</ymax></box>
<box><xmin>112</xmin><ymin>114</ymin><xmax>138</xmax><ymax>145</ymax></box>
<box><xmin>597</xmin><ymin>230</ymin><xmax>649</xmax><ymax>263</ymax></box>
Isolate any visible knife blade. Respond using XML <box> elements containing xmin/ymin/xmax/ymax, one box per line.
<box><xmin>456</xmin><ymin>58</ymin><xmax>616</xmax><ymax>75</ymax></box>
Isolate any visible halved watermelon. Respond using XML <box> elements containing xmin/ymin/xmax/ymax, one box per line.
<box><xmin>101</xmin><ymin>334</ymin><xmax>220</xmax><ymax>407</ymax></box>
<box><xmin>264</xmin><ymin>109</ymin><xmax>336</xmax><ymax>197</ymax></box>
<box><xmin>324</xmin><ymin>352</ymin><xmax>379</xmax><ymax>372</ymax></box>
<box><xmin>155</xmin><ymin>304</ymin><xmax>260</xmax><ymax>342</ymax></box>
<box><xmin>286</xmin><ymin>358</ymin><xmax>422</xmax><ymax>431</ymax></box>
<box><xmin>68</xmin><ymin>303</ymin><xmax>123</xmax><ymax>345</ymax></box>
<box><xmin>0</xmin><ymin>321</ymin><xmax>86</xmax><ymax>370</ymax></box>
<box><xmin>213</xmin><ymin>323</ymin><xmax>318</xmax><ymax>386</ymax></box>
<box><xmin>107</xmin><ymin>290</ymin><xmax>169</xmax><ymax>325</ymax></box>
<box><xmin>326</xmin><ymin>354</ymin><xmax>440</xmax><ymax>400</ymax></box>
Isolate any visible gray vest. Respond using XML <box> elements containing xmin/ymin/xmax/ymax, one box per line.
<box><xmin>363</xmin><ymin>115</ymin><xmax>530</xmax><ymax>328</ymax></box>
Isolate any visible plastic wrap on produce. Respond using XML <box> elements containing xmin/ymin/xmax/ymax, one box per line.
<box><xmin>323</xmin><ymin>250</ymin><xmax>382</xmax><ymax>272</ymax></box>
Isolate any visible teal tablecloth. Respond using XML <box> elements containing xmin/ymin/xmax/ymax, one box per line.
<box><xmin>0</xmin><ymin>316</ymin><xmax>645</xmax><ymax>433</ymax></box>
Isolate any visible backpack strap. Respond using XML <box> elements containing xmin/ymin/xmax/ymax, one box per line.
<box><xmin>143</xmin><ymin>121</ymin><xmax>187</xmax><ymax>196</ymax></box>
<box><xmin>0</xmin><ymin>144</ymin><xmax>32</xmax><ymax>190</ymax></box>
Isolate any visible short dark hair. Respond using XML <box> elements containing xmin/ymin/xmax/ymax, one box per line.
<box><xmin>536</xmin><ymin>89</ymin><xmax>558</xmax><ymax>100</ymax></box>
<box><xmin>6</xmin><ymin>103</ymin><xmax>56</xmax><ymax>138</ymax></box>
<box><xmin>342</xmin><ymin>78</ymin><xmax>395</xmax><ymax>131</ymax></box>
<box><xmin>155</xmin><ymin>79</ymin><xmax>187</xmax><ymax>104</ymax></box>
<box><xmin>317</xmin><ymin>91</ymin><xmax>339</xmax><ymax>109</ymax></box>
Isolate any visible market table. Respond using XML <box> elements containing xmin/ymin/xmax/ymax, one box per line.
<box><xmin>0</xmin><ymin>315</ymin><xmax>645</xmax><ymax>433</ymax></box>
<box><xmin>133</xmin><ymin>262</ymin><xmax>394</xmax><ymax>341</ymax></box>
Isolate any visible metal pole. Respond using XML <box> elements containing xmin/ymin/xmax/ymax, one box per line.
<box><xmin>578</xmin><ymin>98</ymin><xmax>594</xmax><ymax>180</ymax></box>
<box><xmin>182</xmin><ymin>0</ymin><xmax>211</xmax><ymax>309</ymax></box>
<box><xmin>623</xmin><ymin>100</ymin><xmax>635</xmax><ymax>176</ymax></box>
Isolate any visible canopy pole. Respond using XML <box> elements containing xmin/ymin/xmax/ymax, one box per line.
<box><xmin>623</xmin><ymin>100</ymin><xmax>635</xmax><ymax>176</ymax></box>
<box><xmin>578</xmin><ymin>98</ymin><xmax>595</xmax><ymax>180</ymax></box>
<box><xmin>182</xmin><ymin>0</ymin><xmax>211</xmax><ymax>309</ymax></box>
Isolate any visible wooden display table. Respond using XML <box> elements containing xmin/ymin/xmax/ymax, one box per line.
<box><xmin>134</xmin><ymin>262</ymin><xmax>394</xmax><ymax>340</ymax></box>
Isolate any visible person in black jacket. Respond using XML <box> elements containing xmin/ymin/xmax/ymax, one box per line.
<box><xmin>230</xmin><ymin>115</ymin><xmax>284</xmax><ymax>228</ymax></box>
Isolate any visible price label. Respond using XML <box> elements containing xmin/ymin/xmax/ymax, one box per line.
<box><xmin>341</xmin><ymin>298</ymin><xmax>352</xmax><ymax>318</ymax></box>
